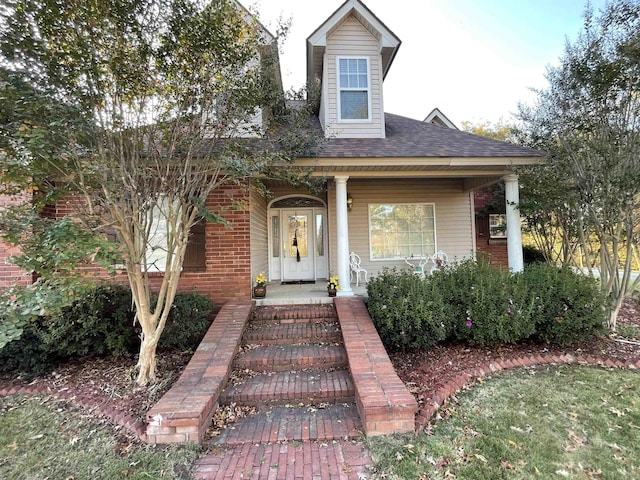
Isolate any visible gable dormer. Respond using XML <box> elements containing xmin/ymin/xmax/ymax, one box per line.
<box><xmin>307</xmin><ymin>0</ymin><xmax>400</xmax><ymax>139</ymax></box>
<box><xmin>423</xmin><ymin>108</ymin><xmax>459</xmax><ymax>130</ymax></box>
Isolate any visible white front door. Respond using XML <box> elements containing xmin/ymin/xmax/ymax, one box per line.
<box><xmin>282</xmin><ymin>209</ymin><xmax>314</xmax><ymax>281</ymax></box>
<box><xmin>268</xmin><ymin>199</ymin><xmax>328</xmax><ymax>282</ymax></box>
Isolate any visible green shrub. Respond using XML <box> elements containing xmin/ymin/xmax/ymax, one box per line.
<box><xmin>0</xmin><ymin>285</ymin><xmax>214</xmax><ymax>377</ymax></box>
<box><xmin>0</xmin><ymin>325</ymin><xmax>57</xmax><ymax>377</ymax></box>
<box><xmin>366</xmin><ymin>260</ymin><xmax>606</xmax><ymax>350</ymax></box>
<box><xmin>366</xmin><ymin>269</ymin><xmax>448</xmax><ymax>352</ymax></box>
<box><xmin>41</xmin><ymin>283</ymin><xmax>138</xmax><ymax>357</ymax></box>
<box><xmin>432</xmin><ymin>260</ymin><xmax>537</xmax><ymax>346</ymax></box>
<box><xmin>158</xmin><ymin>292</ymin><xmax>214</xmax><ymax>351</ymax></box>
<box><xmin>523</xmin><ymin>263</ymin><xmax>606</xmax><ymax>344</ymax></box>
<box><xmin>0</xmin><ymin>283</ymin><xmax>137</xmax><ymax>378</ymax></box>
<box><xmin>523</xmin><ymin>245</ymin><xmax>547</xmax><ymax>265</ymax></box>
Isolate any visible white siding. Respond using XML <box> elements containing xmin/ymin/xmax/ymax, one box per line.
<box><xmin>324</xmin><ymin>15</ymin><xmax>384</xmax><ymax>138</ymax></box>
<box><xmin>250</xmin><ymin>187</ymin><xmax>269</xmax><ymax>281</ymax></box>
<box><xmin>329</xmin><ymin>178</ymin><xmax>475</xmax><ymax>279</ymax></box>
<box><xmin>232</xmin><ymin>107</ymin><xmax>263</xmax><ymax>138</ymax></box>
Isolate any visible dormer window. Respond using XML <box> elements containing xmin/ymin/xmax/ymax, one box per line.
<box><xmin>337</xmin><ymin>57</ymin><xmax>371</xmax><ymax>122</ymax></box>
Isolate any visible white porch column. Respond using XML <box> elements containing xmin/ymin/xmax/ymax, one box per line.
<box><xmin>334</xmin><ymin>176</ymin><xmax>353</xmax><ymax>296</ymax></box>
<box><xmin>504</xmin><ymin>174</ymin><xmax>524</xmax><ymax>272</ymax></box>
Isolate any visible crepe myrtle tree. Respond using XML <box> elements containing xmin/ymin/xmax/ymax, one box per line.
<box><xmin>0</xmin><ymin>0</ymin><xmax>319</xmax><ymax>385</ymax></box>
<box><xmin>516</xmin><ymin>0</ymin><xmax>640</xmax><ymax>329</ymax></box>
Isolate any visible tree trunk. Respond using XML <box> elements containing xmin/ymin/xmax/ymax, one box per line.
<box><xmin>608</xmin><ymin>299</ymin><xmax>623</xmax><ymax>331</ymax></box>
<box><xmin>136</xmin><ymin>334</ymin><xmax>159</xmax><ymax>386</ymax></box>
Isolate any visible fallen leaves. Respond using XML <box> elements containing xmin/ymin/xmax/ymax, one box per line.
<box><xmin>207</xmin><ymin>402</ymin><xmax>257</xmax><ymax>436</ymax></box>
<box><xmin>500</xmin><ymin>459</ymin><xmax>515</xmax><ymax>470</ymax></box>
<box><xmin>563</xmin><ymin>429</ymin><xmax>587</xmax><ymax>452</ymax></box>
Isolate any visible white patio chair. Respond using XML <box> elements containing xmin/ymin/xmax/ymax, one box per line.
<box><xmin>405</xmin><ymin>255</ymin><xmax>429</xmax><ymax>280</ymax></box>
<box><xmin>349</xmin><ymin>252</ymin><xmax>368</xmax><ymax>286</ymax></box>
<box><xmin>430</xmin><ymin>250</ymin><xmax>449</xmax><ymax>274</ymax></box>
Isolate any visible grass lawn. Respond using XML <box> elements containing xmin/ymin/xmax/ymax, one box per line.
<box><xmin>0</xmin><ymin>395</ymin><xmax>198</xmax><ymax>480</ymax></box>
<box><xmin>367</xmin><ymin>366</ymin><xmax>640</xmax><ymax>479</ymax></box>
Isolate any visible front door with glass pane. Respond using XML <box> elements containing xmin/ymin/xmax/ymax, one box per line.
<box><xmin>268</xmin><ymin>199</ymin><xmax>327</xmax><ymax>282</ymax></box>
<box><xmin>282</xmin><ymin>210</ymin><xmax>314</xmax><ymax>281</ymax></box>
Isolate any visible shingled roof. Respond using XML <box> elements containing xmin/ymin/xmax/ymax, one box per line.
<box><xmin>316</xmin><ymin>113</ymin><xmax>542</xmax><ymax>159</ymax></box>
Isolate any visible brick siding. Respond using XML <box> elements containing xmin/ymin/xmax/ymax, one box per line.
<box><xmin>474</xmin><ymin>187</ymin><xmax>508</xmax><ymax>268</ymax></box>
<box><xmin>0</xmin><ymin>193</ymin><xmax>33</xmax><ymax>289</ymax></box>
<box><xmin>0</xmin><ymin>184</ymin><xmax>253</xmax><ymax>305</ymax></box>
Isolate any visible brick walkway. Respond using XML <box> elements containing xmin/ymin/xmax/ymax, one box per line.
<box><xmin>193</xmin><ymin>301</ymin><xmax>373</xmax><ymax>479</ymax></box>
<box><xmin>194</xmin><ymin>440</ymin><xmax>371</xmax><ymax>480</ymax></box>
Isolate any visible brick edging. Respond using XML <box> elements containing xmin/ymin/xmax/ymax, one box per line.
<box><xmin>0</xmin><ymin>384</ymin><xmax>148</xmax><ymax>441</ymax></box>
<box><xmin>415</xmin><ymin>353</ymin><xmax>640</xmax><ymax>432</ymax></box>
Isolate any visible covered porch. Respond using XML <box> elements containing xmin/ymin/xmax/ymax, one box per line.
<box><xmin>253</xmin><ymin>280</ymin><xmax>368</xmax><ymax>305</ymax></box>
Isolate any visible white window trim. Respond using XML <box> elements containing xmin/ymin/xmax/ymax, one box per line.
<box><xmin>368</xmin><ymin>203</ymin><xmax>438</xmax><ymax>261</ymax></box>
<box><xmin>336</xmin><ymin>56</ymin><xmax>372</xmax><ymax>123</ymax></box>
<box><xmin>489</xmin><ymin>213</ymin><xmax>507</xmax><ymax>239</ymax></box>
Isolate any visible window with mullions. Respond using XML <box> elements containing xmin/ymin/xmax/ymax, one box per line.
<box><xmin>489</xmin><ymin>213</ymin><xmax>507</xmax><ymax>239</ymax></box>
<box><xmin>369</xmin><ymin>204</ymin><xmax>436</xmax><ymax>260</ymax></box>
<box><xmin>337</xmin><ymin>57</ymin><xmax>370</xmax><ymax>121</ymax></box>
<box><xmin>106</xmin><ymin>199</ymin><xmax>205</xmax><ymax>272</ymax></box>
<box><xmin>145</xmin><ymin>199</ymin><xmax>206</xmax><ymax>272</ymax></box>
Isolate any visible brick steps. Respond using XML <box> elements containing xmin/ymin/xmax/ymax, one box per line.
<box><xmin>234</xmin><ymin>344</ymin><xmax>348</xmax><ymax>371</ymax></box>
<box><xmin>213</xmin><ymin>403</ymin><xmax>362</xmax><ymax>445</ymax></box>
<box><xmin>221</xmin><ymin>369</ymin><xmax>355</xmax><ymax>406</ymax></box>
<box><xmin>218</xmin><ymin>304</ymin><xmax>362</xmax><ymax>441</ymax></box>
<box><xmin>249</xmin><ymin>304</ymin><xmax>337</xmax><ymax>324</ymax></box>
<box><xmin>144</xmin><ymin>299</ymin><xmax>418</xmax><ymax>445</ymax></box>
<box><xmin>243</xmin><ymin>321</ymin><xmax>342</xmax><ymax>345</ymax></box>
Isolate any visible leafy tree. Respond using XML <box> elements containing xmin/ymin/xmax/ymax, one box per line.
<box><xmin>0</xmin><ymin>0</ymin><xmax>318</xmax><ymax>384</ymax></box>
<box><xmin>461</xmin><ymin>119</ymin><xmax>515</xmax><ymax>143</ymax></box>
<box><xmin>516</xmin><ymin>0</ymin><xmax>640</xmax><ymax>329</ymax></box>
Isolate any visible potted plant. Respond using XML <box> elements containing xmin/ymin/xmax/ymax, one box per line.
<box><xmin>327</xmin><ymin>275</ymin><xmax>341</xmax><ymax>297</ymax></box>
<box><xmin>253</xmin><ymin>272</ymin><xmax>267</xmax><ymax>298</ymax></box>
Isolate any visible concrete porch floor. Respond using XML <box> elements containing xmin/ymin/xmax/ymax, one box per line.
<box><xmin>254</xmin><ymin>281</ymin><xmax>368</xmax><ymax>305</ymax></box>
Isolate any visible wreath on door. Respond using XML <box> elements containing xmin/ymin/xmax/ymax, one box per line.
<box><xmin>293</xmin><ymin>228</ymin><xmax>301</xmax><ymax>262</ymax></box>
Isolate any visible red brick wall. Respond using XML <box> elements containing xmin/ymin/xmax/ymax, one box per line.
<box><xmin>476</xmin><ymin>239</ymin><xmax>508</xmax><ymax>267</ymax></box>
<box><xmin>0</xmin><ymin>193</ymin><xmax>34</xmax><ymax>289</ymax></box>
<box><xmin>0</xmin><ymin>185</ymin><xmax>253</xmax><ymax>306</ymax></box>
<box><xmin>105</xmin><ymin>184</ymin><xmax>253</xmax><ymax>306</ymax></box>
<box><xmin>473</xmin><ymin>187</ymin><xmax>495</xmax><ymax>211</ymax></box>
<box><xmin>474</xmin><ymin>187</ymin><xmax>508</xmax><ymax>268</ymax></box>
<box><xmin>172</xmin><ymin>183</ymin><xmax>252</xmax><ymax>304</ymax></box>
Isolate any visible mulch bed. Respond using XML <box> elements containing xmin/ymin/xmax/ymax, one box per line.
<box><xmin>1</xmin><ymin>298</ymin><xmax>639</xmax><ymax>436</ymax></box>
<box><xmin>391</xmin><ymin>297</ymin><xmax>640</xmax><ymax>428</ymax></box>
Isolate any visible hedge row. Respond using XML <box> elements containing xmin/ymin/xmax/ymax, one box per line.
<box><xmin>0</xmin><ymin>283</ymin><xmax>214</xmax><ymax>377</ymax></box>
<box><xmin>366</xmin><ymin>261</ymin><xmax>606</xmax><ymax>352</ymax></box>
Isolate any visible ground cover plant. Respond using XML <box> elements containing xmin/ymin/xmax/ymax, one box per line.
<box><xmin>366</xmin><ymin>365</ymin><xmax>640</xmax><ymax>479</ymax></box>
<box><xmin>0</xmin><ymin>395</ymin><xmax>198</xmax><ymax>479</ymax></box>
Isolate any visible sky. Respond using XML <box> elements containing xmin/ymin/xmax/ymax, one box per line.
<box><xmin>250</xmin><ymin>0</ymin><xmax>610</xmax><ymax>127</ymax></box>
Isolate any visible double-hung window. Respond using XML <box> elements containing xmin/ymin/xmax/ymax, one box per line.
<box><xmin>147</xmin><ymin>199</ymin><xmax>206</xmax><ymax>272</ymax></box>
<box><xmin>489</xmin><ymin>213</ymin><xmax>507</xmax><ymax>239</ymax></box>
<box><xmin>337</xmin><ymin>57</ymin><xmax>370</xmax><ymax>121</ymax></box>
